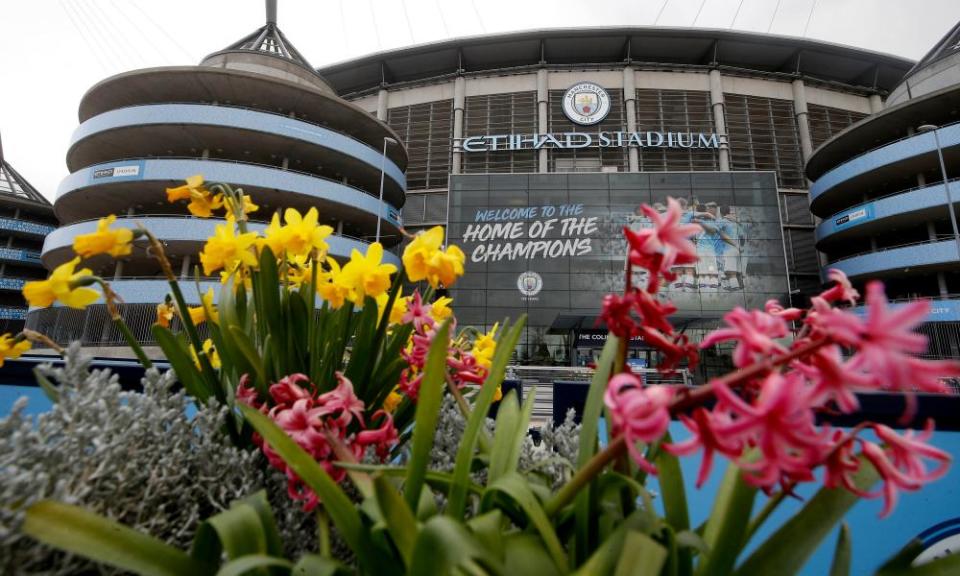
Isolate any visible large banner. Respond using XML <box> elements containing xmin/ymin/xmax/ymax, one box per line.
<box><xmin>447</xmin><ymin>172</ymin><xmax>790</xmax><ymax>336</ymax></box>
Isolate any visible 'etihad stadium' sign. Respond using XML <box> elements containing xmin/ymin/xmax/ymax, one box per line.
<box><xmin>458</xmin><ymin>131</ymin><xmax>724</xmax><ymax>152</ymax></box>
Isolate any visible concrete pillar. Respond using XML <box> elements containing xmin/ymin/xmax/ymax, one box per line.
<box><xmin>180</xmin><ymin>255</ymin><xmax>191</xmax><ymax>279</ymax></box>
<box><xmin>708</xmin><ymin>69</ymin><xmax>730</xmax><ymax>171</ymax></box>
<box><xmin>377</xmin><ymin>88</ymin><xmax>389</xmax><ymax>121</ymax></box>
<box><xmin>281</xmin><ymin>157</ymin><xmax>289</xmax><ymax>170</ymax></box>
<box><xmin>452</xmin><ymin>76</ymin><xmax>466</xmax><ymax>175</ymax></box>
<box><xmin>201</xmin><ymin>148</ymin><xmax>210</xmax><ymax>160</ymax></box>
<box><xmin>113</xmin><ymin>260</ymin><xmax>124</xmax><ymax>280</ymax></box>
<box><xmin>939</xmin><ymin>273</ymin><xmax>949</xmax><ymax>297</ymax></box>
<box><xmin>869</xmin><ymin>94</ymin><xmax>883</xmax><ymax>114</ymax></box>
<box><xmin>792</xmin><ymin>79</ymin><xmax>814</xmax><ymax>163</ymax></box>
<box><xmin>336</xmin><ymin>221</ymin><xmax>344</xmax><ymax>235</ymax></box>
<box><xmin>623</xmin><ymin>66</ymin><xmax>639</xmax><ymax>172</ymax></box>
<box><xmin>537</xmin><ymin>69</ymin><xmax>549</xmax><ymax>173</ymax></box>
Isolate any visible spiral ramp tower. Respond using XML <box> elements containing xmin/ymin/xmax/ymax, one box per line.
<box><xmin>27</xmin><ymin>3</ymin><xmax>407</xmax><ymax>352</ymax></box>
<box><xmin>807</xmin><ymin>21</ymin><xmax>960</xmax><ymax>358</ymax></box>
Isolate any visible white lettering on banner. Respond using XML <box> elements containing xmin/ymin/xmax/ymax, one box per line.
<box><xmin>461</xmin><ymin>203</ymin><xmax>600</xmax><ymax>263</ymax></box>
<box><xmin>455</xmin><ymin>131</ymin><xmax>725</xmax><ymax>153</ymax></box>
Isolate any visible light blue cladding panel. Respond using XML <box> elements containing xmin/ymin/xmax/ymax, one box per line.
<box><xmin>811</xmin><ymin>123</ymin><xmax>960</xmax><ymax>205</ymax></box>
<box><xmin>71</xmin><ymin>104</ymin><xmax>406</xmax><ymax>191</ymax></box>
<box><xmin>0</xmin><ymin>247</ymin><xmax>41</xmax><ymax>264</ymax></box>
<box><xmin>42</xmin><ymin>217</ymin><xmax>400</xmax><ymax>266</ymax></box>
<box><xmin>0</xmin><ymin>218</ymin><xmax>55</xmax><ymax>236</ymax></box>
<box><xmin>57</xmin><ymin>159</ymin><xmax>402</xmax><ymax>226</ymax></box>
<box><xmin>825</xmin><ymin>239</ymin><xmax>960</xmax><ymax>280</ymax></box>
<box><xmin>816</xmin><ymin>182</ymin><xmax>955</xmax><ymax>241</ymax></box>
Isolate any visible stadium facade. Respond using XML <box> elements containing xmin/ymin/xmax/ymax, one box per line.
<box><xmin>26</xmin><ymin>4</ymin><xmax>407</xmax><ymax>349</ymax></box>
<box><xmin>317</xmin><ymin>27</ymin><xmax>913</xmax><ymax>371</ymax></box>
<box><xmin>807</xmin><ymin>21</ymin><xmax>960</xmax><ymax>359</ymax></box>
<box><xmin>0</xmin><ymin>133</ymin><xmax>56</xmax><ymax>334</ymax></box>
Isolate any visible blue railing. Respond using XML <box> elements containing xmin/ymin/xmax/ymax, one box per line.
<box><xmin>0</xmin><ymin>218</ymin><xmax>55</xmax><ymax>236</ymax></box>
<box><xmin>0</xmin><ymin>306</ymin><xmax>27</xmax><ymax>320</ymax></box>
<box><xmin>0</xmin><ymin>248</ymin><xmax>42</xmax><ymax>264</ymax></box>
<box><xmin>0</xmin><ymin>278</ymin><xmax>27</xmax><ymax>290</ymax></box>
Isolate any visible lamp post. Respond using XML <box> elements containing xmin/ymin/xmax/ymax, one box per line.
<box><xmin>917</xmin><ymin>124</ymin><xmax>959</xmax><ymax>254</ymax></box>
<box><xmin>376</xmin><ymin>137</ymin><xmax>399</xmax><ymax>244</ymax></box>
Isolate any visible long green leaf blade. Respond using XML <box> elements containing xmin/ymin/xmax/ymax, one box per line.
<box><xmin>447</xmin><ymin>317</ymin><xmax>526</xmax><ymax>518</ymax></box>
<box><xmin>216</xmin><ymin>555</ymin><xmax>293</xmax><ymax>576</ymax></box>
<box><xmin>657</xmin><ymin>431</ymin><xmax>693</xmax><ymax>576</ymax></box>
<box><xmin>614</xmin><ymin>531</ymin><xmax>668</xmax><ymax>576</ymax></box>
<box><xmin>404</xmin><ymin>320</ymin><xmax>452</xmax><ymax>511</ymax></box>
<box><xmin>829</xmin><ymin>523</ymin><xmax>852</xmax><ymax>576</ymax></box>
<box><xmin>488</xmin><ymin>389</ymin><xmax>521</xmax><ymax>484</ymax></box>
<box><xmin>374</xmin><ymin>476</ymin><xmax>419</xmax><ymax>567</ymax></box>
<box><xmin>23</xmin><ymin>500</ymin><xmax>206</xmax><ymax>576</ymax></box>
<box><xmin>696</xmin><ymin>463</ymin><xmax>757</xmax><ymax>576</ymax></box>
<box><xmin>735</xmin><ymin>458</ymin><xmax>878</xmax><ymax>576</ymax></box>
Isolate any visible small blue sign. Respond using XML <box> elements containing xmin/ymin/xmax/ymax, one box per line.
<box><xmin>834</xmin><ymin>203</ymin><xmax>874</xmax><ymax>229</ymax></box>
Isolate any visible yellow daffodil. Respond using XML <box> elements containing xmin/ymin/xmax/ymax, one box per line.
<box><xmin>73</xmin><ymin>215</ymin><xmax>133</xmax><ymax>258</ymax></box>
<box><xmin>220</xmin><ymin>262</ymin><xmax>253</xmax><ymax>291</ymax></box>
<box><xmin>223</xmin><ymin>193</ymin><xmax>259</xmax><ymax>216</ymax></box>
<box><xmin>285</xmin><ymin>253</ymin><xmax>313</xmax><ymax>287</ymax></box>
<box><xmin>430</xmin><ymin>296</ymin><xmax>453</xmax><ymax>323</ymax></box>
<box><xmin>493</xmin><ymin>386</ymin><xmax>503</xmax><ymax>402</ymax></box>
<box><xmin>200</xmin><ymin>220</ymin><xmax>259</xmax><ymax>276</ymax></box>
<box><xmin>390</xmin><ymin>294</ymin><xmax>409</xmax><ymax>325</ymax></box>
<box><xmin>317</xmin><ymin>258</ymin><xmax>349</xmax><ymax>309</ymax></box>
<box><xmin>383</xmin><ymin>388</ymin><xmax>404</xmax><ymax>414</ymax></box>
<box><xmin>338</xmin><ymin>243</ymin><xmax>397</xmax><ymax>305</ymax></box>
<box><xmin>0</xmin><ymin>334</ymin><xmax>31</xmax><ymax>367</ymax></box>
<box><xmin>186</xmin><ymin>190</ymin><xmax>224</xmax><ymax>218</ymax></box>
<box><xmin>23</xmin><ymin>257</ymin><xmax>99</xmax><ymax>309</ymax></box>
<box><xmin>260</xmin><ymin>207</ymin><xmax>332</xmax><ymax>259</ymax></box>
<box><xmin>402</xmin><ymin>226</ymin><xmax>466</xmax><ymax>288</ymax></box>
<box><xmin>187</xmin><ymin>288</ymin><xmax>218</xmax><ymax>325</ymax></box>
<box><xmin>166</xmin><ymin>175</ymin><xmax>206</xmax><ymax>202</ymax></box>
<box><xmin>156</xmin><ymin>299</ymin><xmax>175</xmax><ymax>328</ymax></box>
<box><xmin>191</xmin><ymin>338</ymin><xmax>221</xmax><ymax>370</ymax></box>
<box><xmin>472</xmin><ymin>322</ymin><xmax>498</xmax><ymax>369</ymax></box>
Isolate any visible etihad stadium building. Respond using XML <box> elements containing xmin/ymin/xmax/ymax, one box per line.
<box><xmin>317</xmin><ymin>27</ymin><xmax>913</xmax><ymax>373</ymax></box>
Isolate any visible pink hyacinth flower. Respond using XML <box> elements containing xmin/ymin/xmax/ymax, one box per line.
<box><xmin>861</xmin><ymin>420</ymin><xmax>951</xmax><ymax>517</ymax></box>
<box><xmin>357</xmin><ymin>410</ymin><xmax>399</xmax><ymax>459</ymax></box>
<box><xmin>764</xmin><ymin>299</ymin><xmax>803</xmax><ymax>321</ymax></box>
<box><xmin>604</xmin><ymin>374</ymin><xmax>674</xmax><ymax>474</ymax></box>
<box><xmin>269</xmin><ymin>373</ymin><xmax>313</xmax><ymax>407</ymax></box>
<box><xmin>624</xmin><ymin>197</ymin><xmax>701</xmax><ymax>280</ymax></box>
<box><xmin>664</xmin><ymin>407</ymin><xmax>740</xmax><ymax>488</ymax></box>
<box><xmin>316</xmin><ymin>372</ymin><xmax>366</xmax><ymax>427</ymax></box>
<box><xmin>712</xmin><ymin>373</ymin><xmax>827</xmax><ymax>489</ymax></box>
<box><xmin>819</xmin><ymin>269</ymin><xmax>860</xmax><ymax>306</ymax></box>
<box><xmin>701</xmin><ymin>307</ymin><xmax>790</xmax><ymax>368</ymax></box>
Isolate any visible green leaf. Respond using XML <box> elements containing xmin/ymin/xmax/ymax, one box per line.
<box><xmin>573</xmin><ymin>509</ymin><xmax>661</xmax><ymax>576</ymax></box>
<box><xmin>829</xmin><ymin>523</ymin><xmax>852</xmax><ymax>576</ymax></box>
<box><xmin>481</xmin><ymin>472</ymin><xmax>568</xmax><ymax>573</ymax></box>
<box><xmin>657</xmin><ymin>431</ymin><xmax>693</xmax><ymax>576</ymax></box>
<box><xmin>696</xmin><ymin>463</ymin><xmax>757</xmax><ymax>576</ymax></box>
<box><xmin>23</xmin><ymin>500</ymin><xmax>206</xmax><ymax>576</ymax></box>
<box><xmin>734</xmin><ymin>457</ymin><xmax>879</xmax><ymax>576</ymax></box>
<box><xmin>292</xmin><ymin>554</ymin><xmax>349</xmax><ymax>576</ymax></box>
<box><xmin>467</xmin><ymin>510</ymin><xmax>504</xmax><ymax>557</ymax></box>
<box><xmin>152</xmin><ymin>325</ymin><xmax>211</xmax><ymax>402</ymax></box>
<box><xmin>572</xmin><ymin>335</ymin><xmax>619</xmax><ymax>563</ymax></box>
<box><xmin>488</xmin><ymin>390</ymin><xmax>520</xmax><ymax>484</ymax></box>
<box><xmin>504</xmin><ymin>533</ymin><xmax>562</xmax><ymax>576</ymax></box>
<box><xmin>216</xmin><ymin>555</ymin><xmax>293</xmax><ymax>576</ymax></box>
<box><xmin>448</xmin><ymin>317</ymin><xmax>526</xmax><ymax>518</ymax></box>
<box><xmin>405</xmin><ymin>319</ymin><xmax>451</xmax><ymax>511</ymax></box>
<box><xmin>229</xmin><ymin>325</ymin><xmax>267</xmax><ymax>386</ymax></box>
<box><xmin>615</xmin><ymin>531</ymin><xmax>668</xmax><ymax>576</ymax></box>
<box><xmin>239</xmin><ymin>405</ymin><xmax>386</xmax><ymax>574</ymax></box>
<box><xmin>409</xmin><ymin>516</ymin><xmax>502</xmax><ymax>575</ymax></box>
<box><xmin>374</xmin><ymin>476</ymin><xmax>419</xmax><ymax>566</ymax></box>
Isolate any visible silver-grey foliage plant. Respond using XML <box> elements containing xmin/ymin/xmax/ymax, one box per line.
<box><xmin>0</xmin><ymin>344</ymin><xmax>275</xmax><ymax>575</ymax></box>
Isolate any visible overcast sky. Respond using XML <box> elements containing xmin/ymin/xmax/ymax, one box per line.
<box><xmin>2</xmin><ymin>0</ymin><xmax>959</xmax><ymax>201</ymax></box>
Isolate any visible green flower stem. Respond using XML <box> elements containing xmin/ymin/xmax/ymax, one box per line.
<box><xmin>546</xmin><ymin>435</ymin><xmax>627</xmax><ymax>516</ymax></box>
<box><xmin>744</xmin><ymin>489</ymin><xmax>787</xmax><ymax>543</ymax></box>
<box><xmin>444</xmin><ymin>375</ymin><xmax>492</xmax><ymax>453</ymax></box>
<box><xmin>113</xmin><ymin>317</ymin><xmax>153</xmax><ymax>369</ymax></box>
<box><xmin>317</xmin><ymin>507</ymin><xmax>331</xmax><ymax>557</ymax></box>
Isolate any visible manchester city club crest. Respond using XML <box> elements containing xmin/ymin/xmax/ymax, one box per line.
<box><xmin>562</xmin><ymin>82</ymin><xmax>611</xmax><ymax>125</ymax></box>
<box><xmin>517</xmin><ymin>271</ymin><xmax>543</xmax><ymax>298</ymax></box>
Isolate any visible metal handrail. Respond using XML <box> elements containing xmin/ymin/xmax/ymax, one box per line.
<box><xmin>52</xmin><ymin>214</ymin><xmax>399</xmax><ymax>245</ymax></box>
<box><xmin>72</xmin><ymin>156</ymin><xmax>403</xmax><ymax>206</ymax></box>
<box><xmin>816</xmin><ymin>118</ymin><xmax>960</xmax><ymax>182</ymax></box>
<box><xmin>821</xmin><ymin>176</ymin><xmax>960</xmax><ymax>226</ymax></box>
<box><xmin>82</xmin><ymin>101</ymin><xmax>404</xmax><ymax>166</ymax></box>
<box><xmin>827</xmin><ymin>235</ymin><xmax>957</xmax><ymax>265</ymax></box>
